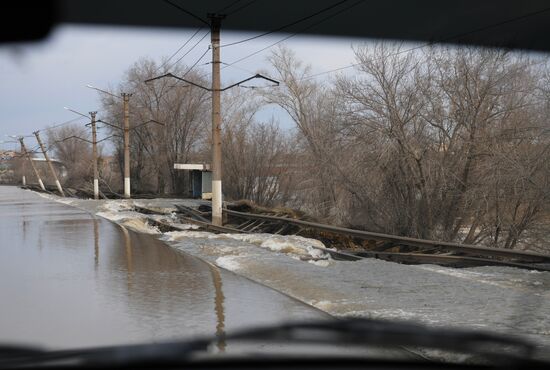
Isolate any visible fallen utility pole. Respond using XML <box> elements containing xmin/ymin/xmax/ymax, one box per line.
<box><xmin>209</xmin><ymin>13</ymin><xmax>224</xmax><ymax>226</ymax></box>
<box><xmin>122</xmin><ymin>93</ymin><xmax>132</xmax><ymax>199</ymax></box>
<box><xmin>33</xmin><ymin>131</ymin><xmax>65</xmax><ymax>197</ymax></box>
<box><xmin>90</xmin><ymin>111</ymin><xmax>99</xmax><ymax>200</ymax></box>
<box><xmin>19</xmin><ymin>137</ymin><xmax>45</xmax><ymax>191</ymax></box>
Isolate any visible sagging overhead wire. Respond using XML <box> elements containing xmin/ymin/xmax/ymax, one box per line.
<box><xmin>216</xmin><ymin>0</ymin><xmax>243</xmax><ymax>13</ymax></box>
<box><xmin>145</xmin><ymin>72</ymin><xmax>278</xmax><ymax>91</ymax></box>
<box><xmin>157</xmin><ymin>27</ymin><xmax>204</xmax><ymax>73</ymax></box>
<box><xmin>224</xmin><ymin>0</ymin><xmax>257</xmax><ymax>16</ymax></box>
<box><xmin>147</xmin><ymin>46</ymin><xmax>212</xmax><ymax>94</ymax></box>
<box><xmin>161</xmin><ymin>0</ymin><xmax>210</xmax><ymax>27</ymax></box>
<box><xmin>166</xmin><ymin>29</ymin><xmax>210</xmax><ymax>72</ymax></box>
<box><xmin>46</xmin><ymin>116</ymin><xmax>88</xmax><ymax>131</ymax></box>
<box><xmin>182</xmin><ymin>47</ymin><xmax>211</xmax><ymax>77</ymax></box>
<box><xmin>297</xmin><ymin>5</ymin><xmax>550</xmax><ymax>81</ymax></box>
<box><xmin>220</xmin><ymin>0</ymin><xmax>349</xmax><ymax>48</ymax></box>
<box><xmin>224</xmin><ymin>0</ymin><xmax>365</xmax><ymax>68</ymax></box>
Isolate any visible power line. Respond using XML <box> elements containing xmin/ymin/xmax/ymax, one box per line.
<box><xmin>297</xmin><ymin>62</ymin><xmax>359</xmax><ymax>81</ymax></box>
<box><xmin>167</xmin><ymin>29</ymin><xmax>210</xmax><ymax>71</ymax></box>
<box><xmin>216</xmin><ymin>0</ymin><xmax>243</xmax><ymax>13</ymax></box>
<box><xmin>220</xmin><ymin>0</ymin><xmax>349</xmax><ymax>48</ymax></box>
<box><xmin>442</xmin><ymin>6</ymin><xmax>550</xmax><ymax>47</ymax></box>
<box><xmin>183</xmin><ymin>47</ymin><xmax>211</xmax><ymax>77</ymax></box>
<box><xmin>162</xmin><ymin>0</ymin><xmax>210</xmax><ymax>26</ymax></box>
<box><xmin>221</xmin><ymin>61</ymin><xmax>257</xmax><ymax>75</ymax></box>
<box><xmin>157</xmin><ymin>27</ymin><xmax>203</xmax><ymax>72</ymax></box>
<box><xmin>225</xmin><ymin>0</ymin><xmax>364</xmax><ymax>68</ymax></box>
<box><xmin>191</xmin><ymin>0</ymin><xmax>360</xmax><ymax>82</ymax></box>
<box><xmin>225</xmin><ymin>0</ymin><xmax>257</xmax><ymax>16</ymax></box>
<box><xmin>47</xmin><ymin>116</ymin><xmax>88</xmax><ymax>131</ymax></box>
<box><xmin>297</xmin><ymin>5</ymin><xmax>550</xmax><ymax>81</ymax></box>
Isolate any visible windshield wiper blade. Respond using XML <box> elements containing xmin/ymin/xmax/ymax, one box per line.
<box><xmin>0</xmin><ymin>341</ymin><xmax>209</xmax><ymax>369</ymax></box>
<box><xmin>0</xmin><ymin>344</ymin><xmax>44</xmax><ymax>358</ymax></box>
<box><xmin>224</xmin><ymin>318</ymin><xmax>537</xmax><ymax>362</ymax></box>
<box><xmin>0</xmin><ymin>318</ymin><xmax>544</xmax><ymax>368</ymax></box>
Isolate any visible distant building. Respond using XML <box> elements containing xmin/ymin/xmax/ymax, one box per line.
<box><xmin>0</xmin><ymin>150</ymin><xmax>16</xmax><ymax>160</ymax></box>
<box><xmin>0</xmin><ymin>151</ymin><xmax>18</xmax><ymax>184</ymax></box>
<box><xmin>30</xmin><ymin>157</ymin><xmax>68</xmax><ymax>178</ymax></box>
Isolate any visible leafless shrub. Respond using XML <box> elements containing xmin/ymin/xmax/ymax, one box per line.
<box><xmin>263</xmin><ymin>44</ymin><xmax>550</xmax><ymax>251</ymax></box>
<box><xmin>46</xmin><ymin>124</ymin><xmax>92</xmax><ymax>188</ymax></box>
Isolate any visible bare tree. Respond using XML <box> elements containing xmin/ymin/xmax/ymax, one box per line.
<box><xmin>261</xmin><ymin>43</ymin><xmax>550</xmax><ymax>252</ymax></box>
<box><xmin>46</xmin><ymin>124</ymin><xmax>92</xmax><ymax>188</ymax></box>
<box><xmin>261</xmin><ymin>46</ymin><xmax>347</xmax><ymax>220</ymax></box>
<box><xmin>223</xmin><ymin>115</ymin><xmax>294</xmax><ymax>206</ymax></box>
<box><xmin>100</xmin><ymin>58</ymin><xmax>210</xmax><ymax>194</ymax></box>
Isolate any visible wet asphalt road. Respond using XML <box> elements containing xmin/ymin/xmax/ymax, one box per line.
<box><xmin>0</xmin><ymin>186</ymin><xmax>326</xmax><ymax>350</ymax></box>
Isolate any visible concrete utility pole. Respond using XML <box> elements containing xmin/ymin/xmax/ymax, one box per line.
<box><xmin>90</xmin><ymin>111</ymin><xmax>99</xmax><ymax>200</ymax></box>
<box><xmin>122</xmin><ymin>93</ymin><xmax>132</xmax><ymax>199</ymax></box>
<box><xmin>33</xmin><ymin>131</ymin><xmax>65</xmax><ymax>197</ymax></box>
<box><xmin>209</xmin><ymin>14</ymin><xmax>225</xmax><ymax>226</ymax></box>
<box><xmin>144</xmin><ymin>14</ymin><xmax>277</xmax><ymax>226</ymax></box>
<box><xmin>19</xmin><ymin>137</ymin><xmax>45</xmax><ymax>191</ymax></box>
<box><xmin>20</xmin><ymin>141</ymin><xmax>26</xmax><ymax>186</ymax></box>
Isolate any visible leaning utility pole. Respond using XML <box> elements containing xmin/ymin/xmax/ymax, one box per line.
<box><xmin>209</xmin><ymin>14</ymin><xmax>225</xmax><ymax>226</ymax></box>
<box><xmin>90</xmin><ymin>111</ymin><xmax>99</xmax><ymax>200</ymax></box>
<box><xmin>122</xmin><ymin>93</ymin><xmax>132</xmax><ymax>199</ymax></box>
<box><xmin>34</xmin><ymin>131</ymin><xmax>65</xmax><ymax>197</ymax></box>
<box><xmin>19</xmin><ymin>137</ymin><xmax>45</xmax><ymax>191</ymax></box>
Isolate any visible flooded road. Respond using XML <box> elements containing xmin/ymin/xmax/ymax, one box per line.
<box><xmin>0</xmin><ymin>186</ymin><xmax>326</xmax><ymax>350</ymax></box>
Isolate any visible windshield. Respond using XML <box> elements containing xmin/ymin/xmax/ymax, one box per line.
<box><xmin>0</xmin><ymin>1</ymin><xmax>549</xmax><ymax>365</ymax></box>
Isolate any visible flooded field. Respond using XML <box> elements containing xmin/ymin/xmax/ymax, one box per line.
<box><xmin>0</xmin><ymin>186</ymin><xmax>326</xmax><ymax>350</ymax></box>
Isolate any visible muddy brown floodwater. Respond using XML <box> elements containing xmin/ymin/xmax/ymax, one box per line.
<box><xmin>0</xmin><ymin>186</ymin><xmax>327</xmax><ymax>350</ymax></box>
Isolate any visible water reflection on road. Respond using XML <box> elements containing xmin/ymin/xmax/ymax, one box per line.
<box><xmin>0</xmin><ymin>186</ymin><xmax>325</xmax><ymax>350</ymax></box>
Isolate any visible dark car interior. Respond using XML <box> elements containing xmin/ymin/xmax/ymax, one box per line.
<box><xmin>2</xmin><ymin>1</ymin><xmax>550</xmax><ymax>369</ymax></box>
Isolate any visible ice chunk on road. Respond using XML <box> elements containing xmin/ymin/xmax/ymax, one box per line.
<box><xmin>100</xmin><ymin>200</ymin><xmax>135</xmax><ymax>213</ymax></box>
<box><xmin>224</xmin><ymin>233</ymin><xmax>331</xmax><ymax>262</ymax></box>
<box><xmin>164</xmin><ymin>230</ymin><xmax>332</xmax><ymax>264</ymax></box>
<box><xmin>215</xmin><ymin>256</ymin><xmax>241</xmax><ymax>271</ymax></box>
<box><xmin>96</xmin><ymin>200</ymin><xmax>161</xmax><ymax>234</ymax></box>
<box><xmin>163</xmin><ymin>230</ymin><xmax>225</xmax><ymax>240</ymax></box>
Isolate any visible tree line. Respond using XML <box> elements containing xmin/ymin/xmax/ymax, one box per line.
<box><xmin>44</xmin><ymin>43</ymin><xmax>550</xmax><ymax>251</ymax></box>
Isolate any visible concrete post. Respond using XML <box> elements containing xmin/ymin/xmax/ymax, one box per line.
<box><xmin>34</xmin><ymin>131</ymin><xmax>65</xmax><ymax>196</ymax></box>
<box><xmin>19</xmin><ymin>138</ymin><xmax>45</xmax><ymax>191</ymax></box>
<box><xmin>90</xmin><ymin>111</ymin><xmax>99</xmax><ymax>200</ymax></box>
<box><xmin>209</xmin><ymin>14</ymin><xmax>224</xmax><ymax>226</ymax></box>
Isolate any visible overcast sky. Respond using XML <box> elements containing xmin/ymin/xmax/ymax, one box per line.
<box><xmin>0</xmin><ymin>24</ymin><xmax>368</xmax><ymax>152</ymax></box>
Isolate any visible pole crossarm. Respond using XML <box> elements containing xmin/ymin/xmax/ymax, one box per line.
<box><xmin>144</xmin><ymin>72</ymin><xmax>279</xmax><ymax>92</ymax></box>
<box><xmin>63</xmin><ymin>107</ymin><xmax>91</xmax><ymax>119</ymax></box>
<box><xmin>220</xmin><ymin>73</ymin><xmax>279</xmax><ymax>91</ymax></box>
<box><xmin>144</xmin><ymin>73</ymin><xmax>206</xmax><ymax>90</ymax></box>
<box><xmin>97</xmin><ymin>119</ymin><xmax>123</xmax><ymax>131</ymax></box>
<box><xmin>97</xmin><ymin>119</ymin><xmax>164</xmax><ymax>131</ymax></box>
<box><xmin>54</xmin><ymin>135</ymin><xmax>93</xmax><ymax>144</ymax></box>
<box><xmin>131</xmin><ymin>119</ymin><xmax>165</xmax><ymax>130</ymax></box>
<box><xmin>86</xmin><ymin>84</ymin><xmax>124</xmax><ymax>100</ymax></box>
<box><xmin>51</xmin><ymin>134</ymin><xmax>112</xmax><ymax>145</ymax></box>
